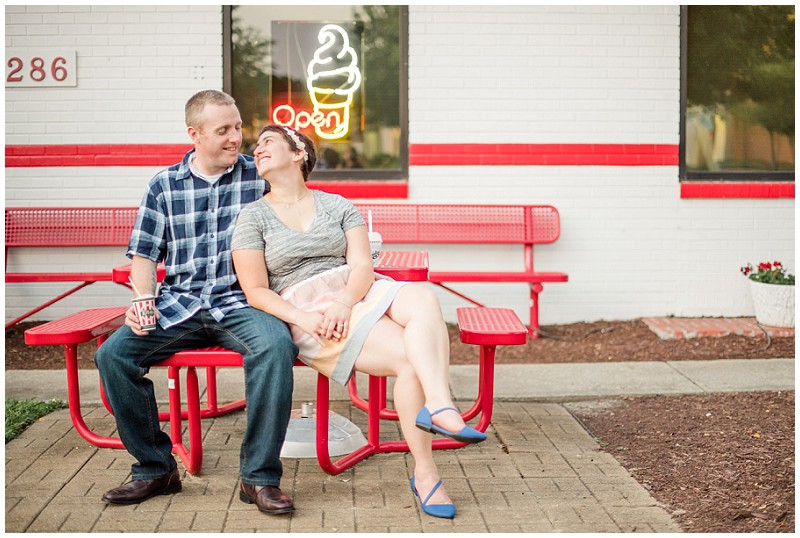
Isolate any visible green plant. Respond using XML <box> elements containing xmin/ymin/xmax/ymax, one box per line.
<box><xmin>5</xmin><ymin>399</ymin><xmax>66</xmax><ymax>443</ymax></box>
<box><xmin>741</xmin><ymin>261</ymin><xmax>795</xmax><ymax>285</ymax></box>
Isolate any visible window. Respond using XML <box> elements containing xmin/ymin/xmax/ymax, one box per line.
<box><xmin>680</xmin><ymin>6</ymin><xmax>794</xmax><ymax>181</ymax></box>
<box><xmin>224</xmin><ymin>5</ymin><xmax>408</xmax><ymax>180</ymax></box>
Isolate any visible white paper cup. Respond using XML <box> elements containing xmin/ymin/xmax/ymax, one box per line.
<box><xmin>132</xmin><ymin>295</ymin><xmax>157</xmax><ymax>331</ymax></box>
<box><xmin>368</xmin><ymin>231</ymin><xmax>382</xmax><ymax>267</ymax></box>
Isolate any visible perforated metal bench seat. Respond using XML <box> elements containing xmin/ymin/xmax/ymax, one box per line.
<box><xmin>23</xmin><ymin>307</ymin><xmax>127</xmax><ymax>346</ymax></box>
<box><xmin>457</xmin><ymin>306</ymin><xmax>529</xmax><ymax>346</ymax></box>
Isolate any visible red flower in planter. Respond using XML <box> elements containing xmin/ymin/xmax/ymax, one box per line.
<box><xmin>742</xmin><ymin>261</ymin><xmax>795</xmax><ymax>286</ymax></box>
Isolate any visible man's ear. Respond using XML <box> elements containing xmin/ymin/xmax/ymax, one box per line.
<box><xmin>188</xmin><ymin>126</ymin><xmax>199</xmax><ymax>144</ymax></box>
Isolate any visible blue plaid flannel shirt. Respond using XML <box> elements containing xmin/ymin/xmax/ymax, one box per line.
<box><xmin>127</xmin><ymin>150</ymin><xmax>267</xmax><ymax>329</ymax></box>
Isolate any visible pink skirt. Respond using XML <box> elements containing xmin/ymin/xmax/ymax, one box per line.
<box><xmin>279</xmin><ymin>265</ymin><xmax>407</xmax><ymax>385</ymax></box>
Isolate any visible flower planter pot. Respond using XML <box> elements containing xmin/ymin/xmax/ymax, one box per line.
<box><xmin>749</xmin><ymin>280</ymin><xmax>795</xmax><ymax>328</ymax></box>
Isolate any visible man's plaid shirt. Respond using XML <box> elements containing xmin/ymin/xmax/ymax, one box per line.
<box><xmin>127</xmin><ymin>150</ymin><xmax>267</xmax><ymax>329</ymax></box>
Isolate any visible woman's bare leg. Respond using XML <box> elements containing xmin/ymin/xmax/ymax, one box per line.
<box><xmin>355</xmin><ymin>316</ymin><xmax>452</xmax><ymax>506</ymax></box>
<box><xmin>383</xmin><ymin>284</ymin><xmax>466</xmax><ymax>433</ymax></box>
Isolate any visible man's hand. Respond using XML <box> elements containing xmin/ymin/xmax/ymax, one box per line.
<box><xmin>294</xmin><ymin>310</ymin><xmax>329</xmax><ymax>347</ymax></box>
<box><xmin>125</xmin><ymin>303</ymin><xmax>160</xmax><ymax>336</ymax></box>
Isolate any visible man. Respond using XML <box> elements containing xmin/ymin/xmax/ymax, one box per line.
<box><xmin>94</xmin><ymin>90</ymin><xmax>297</xmax><ymax>515</ymax></box>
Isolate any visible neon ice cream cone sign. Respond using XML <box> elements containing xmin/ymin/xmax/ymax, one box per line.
<box><xmin>270</xmin><ymin>23</ymin><xmax>362</xmax><ymax>140</ymax></box>
<box><xmin>305</xmin><ymin>24</ymin><xmax>361</xmax><ymax>140</ymax></box>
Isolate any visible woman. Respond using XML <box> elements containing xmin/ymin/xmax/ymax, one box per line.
<box><xmin>231</xmin><ymin>125</ymin><xmax>485</xmax><ymax>519</ymax></box>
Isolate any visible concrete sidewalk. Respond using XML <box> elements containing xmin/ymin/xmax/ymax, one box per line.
<box><xmin>5</xmin><ymin>358</ymin><xmax>794</xmax><ymax>533</ymax></box>
<box><xmin>5</xmin><ymin>358</ymin><xmax>795</xmax><ymax>404</ymax></box>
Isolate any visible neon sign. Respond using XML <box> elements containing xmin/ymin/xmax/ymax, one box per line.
<box><xmin>271</xmin><ymin>23</ymin><xmax>362</xmax><ymax>140</ymax></box>
<box><xmin>306</xmin><ymin>24</ymin><xmax>361</xmax><ymax>140</ymax></box>
<box><xmin>271</xmin><ymin>104</ymin><xmax>342</xmax><ymax>133</ymax></box>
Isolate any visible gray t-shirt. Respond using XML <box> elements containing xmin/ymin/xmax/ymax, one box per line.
<box><xmin>231</xmin><ymin>191</ymin><xmax>365</xmax><ymax>293</ymax></box>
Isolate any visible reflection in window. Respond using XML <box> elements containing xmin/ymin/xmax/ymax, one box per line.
<box><xmin>684</xmin><ymin>6</ymin><xmax>794</xmax><ymax>176</ymax></box>
<box><xmin>230</xmin><ymin>5</ymin><xmax>405</xmax><ymax>178</ymax></box>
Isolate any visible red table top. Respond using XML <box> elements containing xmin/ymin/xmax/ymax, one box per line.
<box><xmin>375</xmin><ymin>250</ymin><xmax>429</xmax><ymax>282</ymax></box>
<box><xmin>113</xmin><ymin>251</ymin><xmax>430</xmax><ymax>284</ymax></box>
<box><xmin>112</xmin><ymin>263</ymin><xmax>166</xmax><ymax>284</ymax></box>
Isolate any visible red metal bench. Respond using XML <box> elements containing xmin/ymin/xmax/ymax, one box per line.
<box><xmin>358</xmin><ymin>204</ymin><xmax>568</xmax><ymax>338</ymax></box>
<box><xmin>4</xmin><ymin>208</ymin><xmax>138</xmax><ymax>328</ymax></box>
<box><xmin>24</xmin><ymin>306</ymin><xmax>527</xmax><ymax>475</ymax></box>
<box><xmin>7</xmin><ymin>204</ymin><xmax>567</xmax><ymax>335</ymax></box>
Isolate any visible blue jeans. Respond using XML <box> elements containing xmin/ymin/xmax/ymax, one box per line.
<box><xmin>94</xmin><ymin>307</ymin><xmax>297</xmax><ymax>486</ymax></box>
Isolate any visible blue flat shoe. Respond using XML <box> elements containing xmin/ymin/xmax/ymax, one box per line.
<box><xmin>415</xmin><ymin>406</ymin><xmax>487</xmax><ymax>444</ymax></box>
<box><xmin>411</xmin><ymin>475</ymin><xmax>455</xmax><ymax>519</ymax></box>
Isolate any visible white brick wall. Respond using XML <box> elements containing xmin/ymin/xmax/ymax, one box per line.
<box><xmin>5</xmin><ymin>5</ymin><xmax>795</xmax><ymax>326</ymax></box>
<box><xmin>5</xmin><ymin>166</ymin><xmax>166</xmax><ymax>206</ymax></box>
<box><xmin>5</xmin><ymin>5</ymin><xmax>225</xmax><ymax>321</ymax></box>
<box><xmin>408</xmin><ymin>5</ymin><xmax>680</xmax><ymax>144</ymax></box>
<box><xmin>410</xmin><ymin>166</ymin><xmax>794</xmax><ymax>325</ymax></box>
<box><xmin>5</xmin><ymin>5</ymin><xmax>223</xmax><ymax>145</ymax></box>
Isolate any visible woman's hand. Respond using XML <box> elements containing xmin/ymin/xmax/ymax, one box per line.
<box><xmin>322</xmin><ymin>300</ymin><xmax>351</xmax><ymax>341</ymax></box>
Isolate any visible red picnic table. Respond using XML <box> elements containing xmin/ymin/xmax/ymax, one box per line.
<box><xmin>25</xmin><ymin>250</ymin><xmax>528</xmax><ymax>475</ymax></box>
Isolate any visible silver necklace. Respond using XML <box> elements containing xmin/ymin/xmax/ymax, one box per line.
<box><xmin>269</xmin><ymin>190</ymin><xmax>309</xmax><ymax>209</ymax></box>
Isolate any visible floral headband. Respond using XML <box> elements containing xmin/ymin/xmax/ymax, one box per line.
<box><xmin>283</xmin><ymin>127</ymin><xmax>309</xmax><ymax>162</ymax></box>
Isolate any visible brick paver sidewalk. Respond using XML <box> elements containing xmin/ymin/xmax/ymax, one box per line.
<box><xmin>6</xmin><ymin>401</ymin><xmax>680</xmax><ymax>533</ymax></box>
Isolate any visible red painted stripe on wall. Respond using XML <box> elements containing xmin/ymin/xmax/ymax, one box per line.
<box><xmin>6</xmin><ymin>144</ymin><xmax>192</xmax><ymax>167</ymax></box>
<box><xmin>4</xmin><ymin>144</ymin><xmax>408</xmax><ymax>198</ymax></box>
<box><xmin>6</xmin><ymin>143</ymin><xmax>680</xmax><ymax>167</ymax></box>
<box><xmin>680</xmin><ymin>182</ymin><xmax>794</xmax><ymax>199</ymax></box>
<box><xmin>408</xmin><ymin>143</ymin><xmax>679</xmax><ymax>166</ymax></box>
<box><xmin>307</xmin><ymin>180</ymin><xmax>408</xmax><ymax>198</ymax></box>
<box><xmin>7</xmin><ymin>144</ymin><xmax>793</xmax><ymax>199</ymax></box>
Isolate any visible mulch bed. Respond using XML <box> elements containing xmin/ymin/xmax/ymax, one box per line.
<box><xmin>567</xmin><ymin>391</ymin><xmax>795</xmax><ymax>533</ymax></box>
<box><xmin>5</xmin><ymin>318</ymin><xmax>795</xmax><ymax>532</ymax></box>
<box><xmin>448</xmin><ymin>318</ymin><xmax>794</xmax><ymax>365</ymax></box>
<box><xmin>6</xmin><ymin>319</ymin><xmax>794</xmax><ymax>369</ymax></box>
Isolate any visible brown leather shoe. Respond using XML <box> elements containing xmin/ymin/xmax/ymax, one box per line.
<box><xmin>101</xmin><ymin>467</ymin><xmax>182</xmax><ymax>505</ymax></box>
<box><xmin>239</xmin><ymin>482</ymin><xmax>295</xmax><ymax>514</ymax></box>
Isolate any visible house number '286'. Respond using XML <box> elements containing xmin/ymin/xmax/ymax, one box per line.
<box><xmin>5</xmin><ymin>50</ymin><xmax>77</xmax><ymax>87</ymax></box>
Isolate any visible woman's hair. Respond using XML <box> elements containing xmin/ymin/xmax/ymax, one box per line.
<box><xmin>260</xmin><ymin>125</ymin><xmax>317</xmax><ymax>181</ymax></box>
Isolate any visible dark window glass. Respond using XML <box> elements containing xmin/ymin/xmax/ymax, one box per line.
<box><xmin>227</xmin><ymin>5</ymin><xmax>407</xmax><ymax>180</ymax></box>
<box><xmin>681</xmin><ymin>6</ymin><xmax>794</xmax><ymax>180</ymax></box>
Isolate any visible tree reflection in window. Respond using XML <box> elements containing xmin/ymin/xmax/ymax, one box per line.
<box><xmin>230</xmin><ymin>5</ymin><xmax>405</xmax><ymax>176</ymax></box>
<box><xmin>685</xmin><ymin>5</ymin><xmax>794</xmax><ymax>175</ymax></box>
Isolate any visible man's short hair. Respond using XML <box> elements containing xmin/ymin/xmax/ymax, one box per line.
<box><xmin>185</xmin><ymin>90</ymin><xmax>236</xmax><ymax>129</ymax></box>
